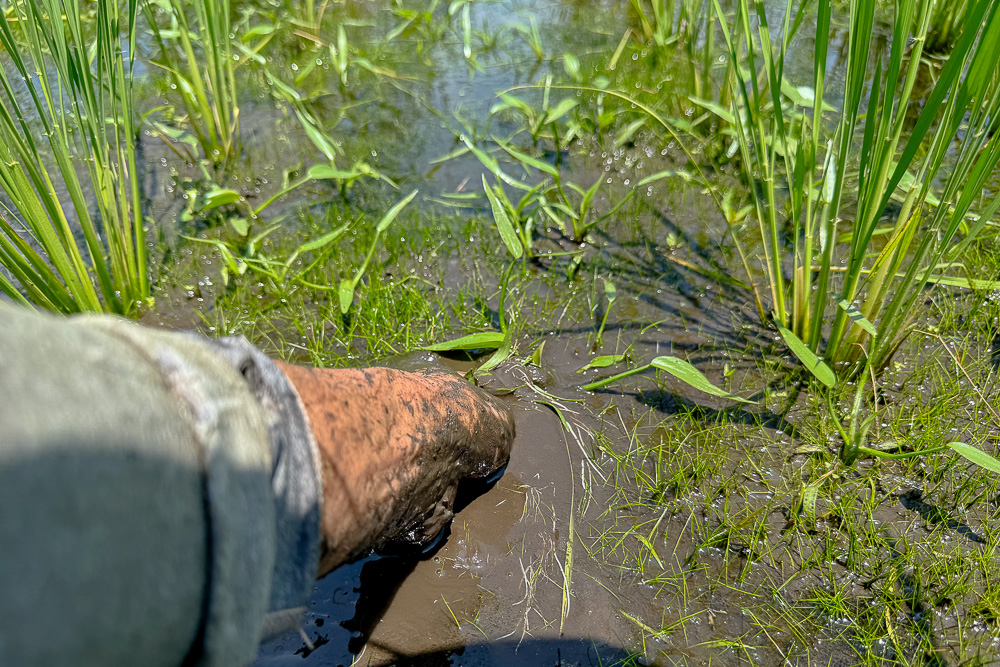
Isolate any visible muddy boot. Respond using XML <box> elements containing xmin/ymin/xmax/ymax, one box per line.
<box><xmin>275</xmin><ymin>364</ymin><xmax>516</xmax><ymax>575</ymax></box>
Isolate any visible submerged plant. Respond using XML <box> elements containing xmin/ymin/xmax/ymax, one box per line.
<box><xmin>593</xmin><ymin>278</ymin><xmax>617</xmax><ymax>349</ymax></box>
<box><xmin>0</xmin><ymin>0</ymin><xmax>149</xmax><ymax>315</ymax></box>
<box><xmin>463</xmin><ymin>114</ymin><xmax>648</xmax><ymax>256</ymax></box>
<box><xmin>337</xmin><ymin>189</ymin><xmax>418</xmax><ymax>315</ymax></box>
<box><xmin>513</xmin><ymin>16</ymin><xmax>544</xmax><ymax>60</ymax></box>
<box><xmin>143</xmin><ymin>0</ymin><xmax>240</xmax><ymax>165</ymax></box>
<box><xmin>630</xmin><ymin>0</ymin><xmax>716</xmax><ymax>97</ymax></box>
<box><xmin>184</xmin><ymin>187</ymin><xmax>417</xmax><ymax>299</ymax></box>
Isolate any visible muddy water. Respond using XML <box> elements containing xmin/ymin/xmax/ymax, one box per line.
<box><xmin>252</xmin><ymin>347</ymin><xmax>828</xmax><ymax>667</ymax></box>
<box><xmin>253</xmin><ymin>347</ymin><xmax>650</xmax><ymax>666</ymax></box>
<box><xmin>251</xmin><ymin>271</ymin><xmax>828</xmax><ymax>667</ymax></box>
<box><xmin>254</xmin><ymin>362</ymin><xmax>667</xmax><ymax>665</ymax></box>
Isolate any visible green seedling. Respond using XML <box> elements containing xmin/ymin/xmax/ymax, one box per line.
<box><xmin>489</xmin><ymin>85</ymin><xmax>578</xmax><ymax>148</ymax></box>
<box><xmin>471</xmin><ymin>251</ymin><xmax>520</xmax><ymax>379</ymax></box>
<box><xmin>470</xmin><ymin>132</ymin><xmax>645</xmax><ymax>252</ymax></box>
<box><xmin>593</xmin><ymin>279</ymin><xmax>617</xmax><ymax>349</ymax></box>
<box><xmin>482</xmin><ymin>175</ymin><xmax>526</xmax><ymax>259</ymax></box>
<box><xmin>562</xmin><ymin>52</ymin><xmax>582</xmax><ymax>83</ymax></box>
<box><xmin>143</xmin><ymin>0</ymin><xmax>241</xmax><ymax>166</ymax></box>
<box><xmin>428</xmin><ymin>184</ymin><xmax>526</xmax><ymax>379</ymax></box>
<box><xmin>184</xmin><ymin>211</ymin><xmax>352</xmax><ymax>288</ymax></box>
<box><xmin>182</xmin><ymin>188</ymin><xmax>416</xmax><ymax>303</ymax></box>
<box><xmin>629</xmin><ymin>0</ymin><xmax>717</xmax><ymax>97</ymax></box>
<box><xmin>339</xmin><ymin>189</ymin><xmax>419</xmax><ymax>315</ymax></box>
<box><xmin>513</xmin><ymin>16</ymin><xmax>544</xmax><ymax>60</ymax></box>
<box><xmin>582</xmin><ymin>355</ymin><xmax>754</xmax><ymax>403</ymax></box>
<box><xmin>180</xmin><ymin>160</ymin><xmax>388</xmax><ymax>245</ymax></box>
<box><xmin>630</xmin><ymin>0</ymin><xmax>676</xmax><ymax>48</ymax></box>
<box><xmin>447</xmin><ymin>0</ymin><xmax>479</xmax><ymax>69</ymax></box>
<box><xmin>528</xmin><ymin>341</ymin><xmax>546</xmax><ymax>367</ymax></box>
<box><xmin>253</xmin><ymin>163</ymin><xmax>393</xmax><ymax>218</ymax></box>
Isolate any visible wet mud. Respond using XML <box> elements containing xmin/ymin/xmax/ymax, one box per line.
<box><xmin>253</xmin><ymin>291</ymin><xmax>819</xmax><ymax>667</ymax></box>
<box><xmin>251</xmin><ymin>261</ymin><xmax>1000</xmax><ymax>666</ymax></box>
<box><xmin>256</xmin><ymin>346</ymin><xmax>660</xmax><ymax>666</ymax></box>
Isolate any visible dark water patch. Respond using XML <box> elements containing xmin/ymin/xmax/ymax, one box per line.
<box><xmin>898</xmin><ymin>490</ymin><xmax>987</xmax><ymax>545</ymax></box>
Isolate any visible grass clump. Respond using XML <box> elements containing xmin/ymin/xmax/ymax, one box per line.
<box><xmin>585</xmin><ymin>332</ymin><xmax>1000</xmax><ymax>662</ymax></box>
<box><xmin>0</xmin><ymin>0</ymin><xmax>148</xmax><ymax>315</ymax></box>
<box><xmin>142</xmin><ymin>0</ymin><xmax>240</xmax><ymax>166</ymax></box>
<box><xmin>715</xmin><ymin>0</ymin><xmax>1000</xmax><ymax>377</ymax></box>
<box><xmin>160</xmin><ymin>198</ymin><xmax>501</xmax><ymax>367</ymax></box>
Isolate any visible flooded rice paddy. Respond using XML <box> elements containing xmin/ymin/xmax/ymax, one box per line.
<box><xmin>23</xmin><ymin>0</ymin><xmax>1000</xmax><ymax>663</ymax></box>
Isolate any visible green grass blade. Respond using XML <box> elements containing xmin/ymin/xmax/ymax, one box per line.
<box><xmin>472</xmin><ymin>327</ymin><xmax>515</xmax><ymax>377</ymax></box>
<box><xmin>576</xmin><ymin>354</ymin><xmax>629</xmax><ymax>372</ymax></box>
<box><xmin>584</xmin><ymin>356</ymin><xmax>753</xmax><ymax>403</ymax></box>
<box><xmin>948</xmin><ymin>442</ymin><xmax>1000</xmax><ymax>475</ymax></box>
<box><xmin>296</xmin><ymin>223</ymin><xmax>352</xmax><ymax>254</ymax></box>
<box><xmin>495</xmin><ymin>139</ymin><xmax>559</xmax><ymax>177</ymax></box>
<box><xmin>375</xmin><ymin>189</ymin><xmax>419</xmax><ymax>233</ymax></box>
<box><xmin>776</xmin><ymin>323</ymin><xmax>836</xmax><ymax>388</ymax></box>
<box><xmin>421</xmin><ymin>331</ymin><xmax>506</xmax><ymax>351</ymax></box>
<box><xmin>836</xmin><ymin>299</ymin><xmax>877</xmax><ymax>336</ymax></box>
<box><xmin>648</xmin><ymin>356</ymin><xmax>754</xmax><ymax>402</ymax></box>
<box><xmin>483</xmin><ymin>175</ymin><xmax>524</xmax><ymax>259</ymax></box>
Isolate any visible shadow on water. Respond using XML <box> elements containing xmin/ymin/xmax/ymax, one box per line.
<box><xmin>631</xmin><ymin>389</ymin><xmax>798</xmax><ymax>434</ymax></box>
<box><xmin>335</xmin><ymin>474</ymin><xmax>508</xmax><ymax>654</ymax></box>
<box><xmin>339</xmin><ymin>556</ymin><xmax>421</xmax><ymax>656</ymax></box>
<box><xmin>258</xmin><ymin>549</ymin><xmax>635</xmax><ymax>667</ymax></box>
<box><xmin>899</xmin><ymin>490</ymin><xmax>987</xmax><ymax>544</ymax></box>
<box><xmin>257</xmin><ymin>472</ymin><xmax>539</xmax><ymax>667</ymax></box>
<box><xmin>350</xmin><ymin>638</ymin><xmax>634</xmax><ymax>667</ymax></box>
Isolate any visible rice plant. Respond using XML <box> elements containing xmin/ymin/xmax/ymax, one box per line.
<box><xmin>0</xmin><ymin>0</ymin><xmax>149</xmax><ymax>315</ymax></box>
<box><xmin>630</xmin><ymin>0</ymin><xmax>679</xmax><ymax>47</ymax></box>
<box><xmin>715</xmin><ymin>0</ymin><xmax>1000</xmax><ymax>377</ymax></box>
<box><xmin>924</xmin><ymin>0</ymin><xmax>970</xmax><ymax>52</ymax></box>
<box><xmin>631</xmin><ymin>0</ymin><xmax>717</xmax><ymax>97</ymax></box>
<box><xmin>143</xmin><ymin>0</ymin><xmax>240</xmax><ymax>165</ymax></box>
